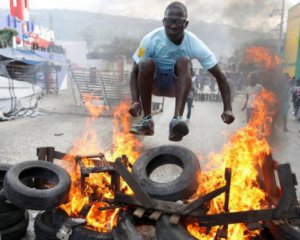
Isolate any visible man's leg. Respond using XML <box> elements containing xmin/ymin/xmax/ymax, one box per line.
<box><xmin>174</xmin><ymin>57</ymin><xmax>192</xmax><ymax>117</ymax></box>
<box><xmin>138</xmin><ymin>59</ymin><xmax>155</xmax><ymax>117</ymax></box>
<box><xmin>129</xmin><ymin>59</ymin><xmax>156</xmax><ymax>136</ymax></box>
<box><xmin>129</xmin><ymin>63</ymin><xmax>142</xmax><ymax>117</ymax></box>
<box><xmin>169</xmin><ymin>57</ymin><xmax>192</xmax><ymax>141</ymax></box>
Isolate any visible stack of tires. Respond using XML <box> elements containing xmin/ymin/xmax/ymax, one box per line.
<box><xmin>0</xmin><ymin>164</ymin><xmax>29</xmax><ymax>240</ymax></box>
<box><xmin>1</xmin><ymin>160</ymin><xmax>72</xmax><ymax>240</ymax></box>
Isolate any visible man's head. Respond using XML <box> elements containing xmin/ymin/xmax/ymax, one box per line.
<box><xmin>250</xmin><ymin>73</ymin><xmax>258</xmax><ymax>86</ymax></box>
<box><xmin>163</xmin><ymin>2</ymin><xmax>189</xmax><ymax>44</ymax></box>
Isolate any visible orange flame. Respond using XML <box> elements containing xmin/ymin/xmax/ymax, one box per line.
<box><xmin>58</xmin><ymin>98</ymin><xmax>142</xmax><ymax>232</ymax></box>
<box><xmin>243</xmin><ymin>46</ymin><xmax>281</xmax><ymax>70</ymax></box>
<box><xmin>86</xmin><ymin>202</ymin><xmax>119</xmax><ymax>232</ymax></box>
<box><xmin>187</xmin><ymin>90</ymin><xmax>277</xmax><ymax>239</ymax></box>
<box><xmin>82</xmin><ymin>94</ymin><xmax>108</xmax><ymax>118</ymax></box>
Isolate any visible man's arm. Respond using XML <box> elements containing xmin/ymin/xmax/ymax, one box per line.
<box><xmin>241</xmin><ymin>93</ymin><xmax>249</xmax><ymax>111</ymax></box>
<box><xmin>208</xmin><ymin>64</ymin><xmax>235</xmax><ymax>124</ymax></box>
<box><xmin>130</xmin><ymin>62</ymin><xmax>139</xmax><ymax>102</ymax></box>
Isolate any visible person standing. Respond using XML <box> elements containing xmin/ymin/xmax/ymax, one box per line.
<box><xmin>278</xmin><ymin>74</ymin><xmax>291</xmax><ymax>132</ymax></box>
<box><xmin>241</xmin><ymin>74</ymin><xmax>264</xmax><ymax>123</ymax></box>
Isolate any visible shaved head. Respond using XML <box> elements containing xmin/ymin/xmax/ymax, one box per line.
<box><xmin>164</xmin><ymin>2</ymin><xmax>188</xmax><ymax>18</ymax></box>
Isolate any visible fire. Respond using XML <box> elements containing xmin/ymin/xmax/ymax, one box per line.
<box><xmin>106</xmin><ymin>101</ymin><xmax>143</xmax><ymax>165</ymax></box>
<box><xmin>86</xmin><ymin>202</ymin><xmax>119</xmax><ymax>232</ymax></box>
<box><xmin>243</xmin><ymin>46</ymin><xmax>281</xmax><ymax>70</ymax></box>
<box><xmin>187</xmin><ymin>90</ymin><xmax>277</xmax><ymax>239</ymax></box>
<box><xmin>58</xmin><ymin>95</ymin><xmax>142</xmax><ymax>232</ymax></box>
<box><xmin>82</xmin><ymin>94</ymin><xmax>108</xmax><ymax>118</ymax></box>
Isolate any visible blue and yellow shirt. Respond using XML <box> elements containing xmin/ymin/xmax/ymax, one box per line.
<box><xmin>133</xmin><ymin>27</ymin><xmax>218</xmax><ymax>73</ymax></box>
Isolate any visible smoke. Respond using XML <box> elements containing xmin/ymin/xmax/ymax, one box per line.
<box><xmin>94</xmin><ymin>0</ymin><xmax>297</xmax><ymax>32</ymax></box>
<box><xmin>12</xmin><ymin>0</ymin><xmax>297</xmax><ymax>32</ymax></box>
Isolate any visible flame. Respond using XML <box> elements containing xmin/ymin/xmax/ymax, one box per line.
<box><xmin>243</xmin><ymin>46</ymin><xmax>281</xmax><ymax>70</ymax></box>
<box><xmin>86</xmin><ymin>202</ymin><xmax>119</xmax><ymax>232</ymax></box>
<box><xmin>58</xmin><ymin>97</ymin><xmax>142</xmax><ymax>232</ymax></box>
<box><xmin>106</xmin><ymin>101</ymin><xmax>143</xmax><ymax>165</ymax></box>
<box><xmin>82</xmin><ymin>94</ymin><xmax>108</xmax><ymax>118</ymax></box>
<box><xmin>187</xmin><ymin>90</ymin><xmax>277</xmax><ymax>239</ymax></box>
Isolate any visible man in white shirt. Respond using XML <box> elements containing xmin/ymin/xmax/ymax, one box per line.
<box><xmin>241</xmin><ymin>73</ymin><xmax>264</xmax><ymax>123</ymax></box>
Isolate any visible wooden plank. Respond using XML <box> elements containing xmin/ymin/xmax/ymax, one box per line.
<box><xmin>148</xmin><ymin>211</ymin><xmax>162</xmax><ymax>221</ymax></box>
<box><xmin>37</xmin><ymin>147</ymin><xmax>47</xmax><ymax>160</ymax></box>
<box><xmin>113</xmin><ymin>159</ymin><xmax>155</xmax><ymax>209</ymax></box>
<box><xmin>178</xmin><ymin>186</ymin><xmax>227</xmax><ymax>215</ymax></box>
<box><xmin>114</xmin><ymin>193</ymin><xmax>206</xmax><ymax>217</ymax></box>
<box><xmin>274</xmin><ymin>164</ymin><xmax>299</xmax><ymax>218</ymax></box>
<box><xmin>261</xmin><ymin>154</ymin><xmax>279</xmax><ymax>205</ymax></box>
<box><xmin>169</xmin><ymin>214</ymin><xmax>181</xmax><ymax>224</ymax></box>
<box><xmin>133</xmin><ymin>208</ymin><xmax>146</xmax><ymax>218</ymax></box>
<box><xmin>198</xmin><ymin>207</ymin><xmax>300</xmax><ymax>226</ymax></box>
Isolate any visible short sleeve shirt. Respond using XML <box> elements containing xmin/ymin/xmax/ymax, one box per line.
<box><xmin>133</xmin><ymin>27</ymin><xmax>218</xmax><ymax>73</ymax></box>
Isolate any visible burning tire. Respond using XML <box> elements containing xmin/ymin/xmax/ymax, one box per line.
<box><xmin>34</xmin><ymin>210</ymin><xmax>114</xmax><ymax>240</ymax></box>
<box><xmin>0</xmin><ymin>163</ymin><xmax>12</xmax><ymax>190</ymax></box>
<box><xmin>0</xmin><ymin>210</ymin><xmax>29</xmax><ymax>240</ymax></box>
<box><xmin>3</xmin><ymin>161</ymin><xmax>71</xmax><ymax>210</ymax></box>
<box><xmin>269</xmin><ymin>220</ymin><xmax>300</xmax><ymax>240</ymax></box>
<box><xmin>132</xmin><ymin>145</ymin><xmax>200</xmax><ymax>201</ymax></box>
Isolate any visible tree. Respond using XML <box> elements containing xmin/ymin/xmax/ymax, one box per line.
<box><xmin>0</xmin><ymin>29</ymin><xmax>19</xmax><ymax>48</ymax></box>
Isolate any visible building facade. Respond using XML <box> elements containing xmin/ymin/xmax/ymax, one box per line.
<box><xmin>284</xmin><ymin>3</ymin><xmax>300</xmax><ymax>78</ymax></box>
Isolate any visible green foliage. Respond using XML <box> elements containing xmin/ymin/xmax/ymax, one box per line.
<box><xmin>0</xmin><ymin>28</ymin><xmax>19</xmax><ymax>48</ymax></box>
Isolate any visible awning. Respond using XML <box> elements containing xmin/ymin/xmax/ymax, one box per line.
<box><xmin>0</xmin><ymin>48</ymin><xmax>68</xmax><ymax>66</ymax></box>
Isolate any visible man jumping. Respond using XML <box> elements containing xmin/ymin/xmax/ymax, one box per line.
<box><xmin>129</xmin><ymin>1</ymin><xmax>235</xmax><ymax>141</ymax></box>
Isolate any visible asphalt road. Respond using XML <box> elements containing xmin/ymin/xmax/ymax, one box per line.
<box><xmin>0</xmin><ymin>88</ymin><xmax>299</xmax><ymax>239</ymax></box>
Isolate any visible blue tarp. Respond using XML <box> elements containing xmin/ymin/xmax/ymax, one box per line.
<box><xmin>0</xmin><ymin>48</ymin><xmax>46</xmax><ymax>65</ymax></box>
<box><xmin>0</xmin><ymin>48</ymin><xmax>68</xmax><ymax>66</ymax></box>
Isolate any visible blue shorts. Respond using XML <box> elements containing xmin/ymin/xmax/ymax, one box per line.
<box><xmin>153</xmin><ymin>68</ymin><xmax>177</xmax><ymax>97</ymax></box>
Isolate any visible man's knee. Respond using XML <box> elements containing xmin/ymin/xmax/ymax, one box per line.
<box><xmin>138</xmin><ymin>58</ymin><xmax>155</xmax><ymax>74</ymax></box>
<box><xmin>175</xmin><ymin>57</ymin><xmax>192</xmax><ymax>74</ymax></box>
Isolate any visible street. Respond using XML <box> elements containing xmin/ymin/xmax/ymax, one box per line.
<box><xmin>0</xmin><ymin>88</ymin><xmax>300</xmax><ymax>239</ymax></box>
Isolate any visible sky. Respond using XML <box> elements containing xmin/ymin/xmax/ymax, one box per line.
<box><xmin>2</xmin><ymin>0</ymin><xmax>300</xmax><ymax>30</ymax></box>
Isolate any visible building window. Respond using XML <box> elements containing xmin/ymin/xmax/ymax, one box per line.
<box><xmin>13</xmin><ymin>0</ymin><xmax>17</xmax><ymax>7</ymax></box>
<box><xmin>24</xmin><ymin>0</ymin><xmax>28</xmax><ymax>8</ymax></box>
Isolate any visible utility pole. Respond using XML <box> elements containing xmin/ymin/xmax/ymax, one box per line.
<box><xmin>278</xmin><ymin>0</ymin><xmax>286</xmax><ymax>57</ymax></box>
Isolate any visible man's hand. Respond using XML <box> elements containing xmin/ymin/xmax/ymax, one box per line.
<box><xmin>221</xmin><ymin>110</ymin><xmax>235</xmax><ymax>124</ymax></box>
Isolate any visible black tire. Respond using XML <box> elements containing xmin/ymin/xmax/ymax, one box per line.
<box><xmin>35</xmin><ymin>210</ymin><xmax>114</xmax><ymax>240</ymax></box>
<box><xmin>4</xmin><ymin>161</ymin><xmax>71</xmax><ymax>210</ymax></box>
<box><xmin>0</xmin><ymin>208</ymin><xmax>25</xmax><ymax>230</ymax></box>
<box><xmin>0</xmin><ymin>210</ymin><xmax>29</xmax><ymax>240</ymax></box>
<box><xmin>0</xmin><ymin>163</ymin><xmax>12</xmax><ymax>190</ymax></box>
<box><xmin>34</xmin><ymin>210</ymin><xmax>67</xmax><ymax>240</ymax></box>
<box><xmin>132</xmin><ymin>145</ymin><xmax>200</xmax><ymax>201</ymax></box>
<box><xmin>155</xmin><ymin>215</ymin><xmax>197</xmax><ymax>240</ymax></box>
<box><xmin>269</xmin><ymin>221</ymin><xmax>300</xmax><ymax>240</ymax></box>
<box><xmin>0</xmin><ymin>200</ymin><xmax>21</xmax><ymax>213</ymax></box>
<box><xmin>0</xmin><ymin>190</ymin><xmax>6</xmax><ymax>204</ymax></box>
<box><xmin>71</xmin><ymin>226</ymin><xmax>114</xmax><ymax>240</ymax></box>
